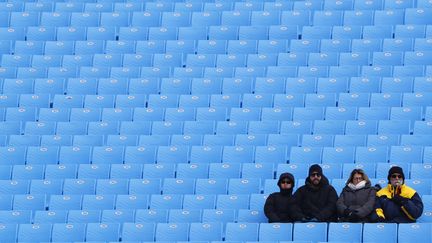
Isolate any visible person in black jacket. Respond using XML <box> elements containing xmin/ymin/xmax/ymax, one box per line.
<box><xmin>264</xmin><ymin>172</ymin><xmax>303</xmax><ymax>223</ymax></box>
<box><xmin>294</xmin><ymin>164</ymin><xmax>338</xmax><ymax>222</ymax></box>
<box><xmin>370</xmin><ymin>166</ymin><xmax>423</xmax><ymax>223</ymax></box>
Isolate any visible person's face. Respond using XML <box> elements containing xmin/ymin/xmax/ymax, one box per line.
<box><xmin>352</xmin><ymin>173</ymin><xmax>364</xmax><ymax>186</ymax></box>
<box><xmin>309</xmin><ymin>172</ymin><xmax>321</xmax><ymax>185</ymax></box>
<box><xmin>390</xmin><ymin>173</ymin><xmax>403</xmax><ymax>187</ymax></box>
<box><xmin>280</xmin><ymin>179</ymin><xmax>292</xmax><ymax>189</ymax></box>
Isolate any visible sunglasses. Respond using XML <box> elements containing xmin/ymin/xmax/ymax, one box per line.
<box><xmin>310</xmin><ymin>173</ymin><xmax>321</xmax><ymax>178</ymax></box>
<box><xmin>391</xmin><ymin>174</ymin><xmax>403</xmax><ymax>179</ymax></box>
<box><xmin>281</xmin><ymin>180</ymin><xmax>292</xmax><ymax>184</ymax></box>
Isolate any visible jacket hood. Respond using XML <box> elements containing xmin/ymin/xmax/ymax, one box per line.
<box><xmin>277</xmin><ymin>172</ymin><xmax>295</xmax><ymax>194</ymax></box>
<box><xmin>278</xmin><ymin>172</ymin><xmax>295</xmax><ymax>187</ymax></box>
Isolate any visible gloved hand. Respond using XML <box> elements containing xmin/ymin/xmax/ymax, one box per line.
<box><xmin>392</xmin><ymin>194</ymin><xmax>407</xmax><ymax>206</ymax></box>
<box><xmin>348</xmin><ymin>211</ymin><xmax>360</xmax><ymax>222</ymax></box>
<box><xmin>343</xmin><ymin>208</ymin><xmax>353</xmax><ymax>217</ymax></box>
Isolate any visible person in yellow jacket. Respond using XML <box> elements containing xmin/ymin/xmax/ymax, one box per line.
<box><xmin>371</xmin><ymin>166</ymin><xmax>423</xmax><ymax>223</ymax></box>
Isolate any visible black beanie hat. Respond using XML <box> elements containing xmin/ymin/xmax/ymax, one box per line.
<box><xmin>309</xmin><ymin>164</ymin><xmax>323</xmax><ymax>176</ymax></box>
<box><xmin>388</xmin><ymin>166</ymin><xmax>405</xmax><ymax>182</ymax></box>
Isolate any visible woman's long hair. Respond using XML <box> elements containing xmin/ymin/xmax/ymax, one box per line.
<box><xmin>347</xmin><ymin>168</ymin><xmax>370</xmax><ymax>185</ymax></box>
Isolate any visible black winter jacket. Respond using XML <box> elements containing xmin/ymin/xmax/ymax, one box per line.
<box><xmin>293</xmin><ymin>175</ymin><xmax>338</xmax><ymax>222</ymax></box>
<box><xmin>264</xmin><ymin>173</ymin><xmax>303</xmax><ymax>223</ymax></box>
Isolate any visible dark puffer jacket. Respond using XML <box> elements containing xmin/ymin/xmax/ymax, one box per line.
<box><xmin>370</xmin><ymin>184</ymin><xmax>423</xmax><ymax>223</ymax></box>
<box><xmin>293</xmin><ymin>175</ymin><xmax>338</xmax><ymax>222</ymax></box>
<box><xmin>336</xmin><ymin>180</ymin><xmax>377</xmax><ymax>222</ymax></box>
<box><xmin>264</xmin><ymin>173</ymin><xmax>303</xmax><ymax>223</ymax></box>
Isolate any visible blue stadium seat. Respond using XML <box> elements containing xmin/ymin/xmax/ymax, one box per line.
<box><xmin>121</xmin><ymin>223</ymin><xmax>156</xmax><ymax>242</ymax></box>
<box><xmin>189</xmin><ymin>222</ymin><xmax>223</xmax><ymax>241</ymax></box>
<box><xmin>293</xmin><ymin>223</ymin><xmax>328</xmax><ymax>242</ymax></box>
<box><xmin>168</xmin><ymin>209</ymin><xmax>201</xmax><ymax>223</ymax></box>
<box><xmin>59</xmin><ymin>146</ymin><xmax>92</xmax><ymax>164</ymax></box>
<box><xmin>354</xmin><ymin>146</ymin><xmax>388</xmax><ymax>164</ymax></box>
<box><xmin>183</xmin><ymin>194</ymin><xmax>216</xmax><ymax>210</ymax></box>
<box><xmin>378</xmin><ymin>120</ymin><xmax>410</xmax><ymax>134</ymax></box>
<box><xmin>13</xmin><ymin>194</ymin><xmax>46</xmax><ymax>210</ymax></box>
<box><xmin>312</xmin><ymin>10</ymin><xmax>343</xmax><ymax>26</ymax></box>
<box><xmin>302</xmin><ymin>134</ymin><xmax>334</xmax><ymax>147</ymax></box>
<box><xmin>225</xmin><ymin>223</ymin><xmax>259</xmax><ymax>241</ymax></box>
<box><xmin>216</xmin><ymin>194</ymin><xmax>249</xmax><ymax>209</ymax></box>
<box><xmin>155</xmin><ymin>223</ymin><xmax>189</xmax><ymax>241</ymax></box>
<box><xmin>398</xmin><ymin>223</ymin><xmax>432</xmax><ymax>243</ymax></box>
<box><xmin>12</xmin><ymin>165</ymin><xmax>44</xmax><ymax>180</ymax></box>
<box><xmin>17</xmin><ymin>224</ymin><xmax>52</xmax><ymax>242</ymax></box>
<box><xmin>292</xmin><ymin>107</ymin><xmax>325</xmax><ymax>120</ymax></box>
<box><xmin>322</xmin><ymin>147</ymin><xmax>356</xmax><ymax>164</ymax></box>
<box><xmin>101</xmin><ymin>209</ymin><xmax>134</xmax><ymax>223</ymax></box>
<box><xmin>202</xmin><ymin>209</ymin><xmax>236</xmax><ymax>223</ymax></box>
<box><xmin>128</xmin><ymin>178</ymin><xmax>161</xmax><ymax>195</ymax></box>
<box><xmin>33</xmin><ymin>210</ymin><xmax>67</xmax><ymax>224</ymax></box>
<box><xmin>141</xmin><ymin>162</ymin><xmax>175</xmax><ymax>178</ymax></box>
<box><xmin>162</xmin><ymin>178</ymin><xmax>195</xmax><ymax>194</ymax></box>
<box><xmin>150</xmin><ymin>194</ymin><xmax>183</xmax><ymax>209</ymax></box>
<box><xmin>0</xmin><ymin>210</ymin><xmax>31</xmax><ymax>224</ymax></box>
<box><xmin>259</xmin><ymin>223</ymin><xmax>293</xmax><ymax>241</ymax></box>
<box><xmin>82</xmin><ymin>194</ymin><xmax>116</xmax><ymax>210</ymax></box>
<box><xmin>228</xmin><ymin>178</ymin><xmax>261</xmax><ymax>194</ymax></box>
<box><xmin>63</xmin><ymin>178</ymin><xmax>96</xmax><ymax>194</ymax></box>
<box><xmin>24</xmin><ymin>122</ymin><xmax>56</xmax><ymax>135</ymax></box>
<box><xmin>67</xmin><ymin>209</ymin><xmax>101</xmax><ymax>223</ymax></box>
<box><xmin>367</xmin><ymin>134</ymin><xmax>400</xmax><ymax>146</ymax></box>
<box><xmin>85</xmin><ymin>223</ymin><xmax>120</xmax><ymax>242</ymax></box>
<box><xmin>52</xmin><ymin>223</ymin><xmax>86</xmax><ymax>242</ymax></box>
<box><xmin>44</xmin><ymin>164</ymin><xmax>77</xmax><ymax>179</ymax></box>
<box><xmin>328</xmin><ymin>223</ymin><xmax>362</xmax><ymax>242</ymax></box>
<box><xmin>254</xmin><ymin>146</ymin><xmax>287</xmax><ymax>164</ymax></box>
<box><xmin>136</xmin><ymin>209</ymin><xmax>167</xmax><ymax>223</ymax></box>
<box><xmin>313</xmin><ymin>120</ymin><xmax>345</xmax><ymax>135</ymax></box>
<box><xmin>49</xmin><ymin>195</ymin><xmax>82</xmax><ymax>211</ymax></box>
<box><xmin>280</xmin><ymin>10</ymin><xmax>311</xmax><ymax>26</ymax></box>
<box><xmin>195</xmin><ymin>178</ymin><xmax>228</xmax><ymax>195</ymax></box>
<box><xmin>38</xmin><ymin>107</ymin><xmax>71</xmax><ymax>122</ymax></box>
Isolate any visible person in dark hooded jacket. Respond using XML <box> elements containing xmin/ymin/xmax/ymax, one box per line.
<box><xmin>337</xmin><ymin>169</ymin><xmax>377</xmax><ymax>222</ymax></box>
<box><xmin>294</xmin><ymin>164</ymin><xmax>338</xmax><ymax>222</ymax></box>
<box><xmin>370</xmin><ymin>166</ymin><xmax>423</xmax><ymax>223</ymax></box>
<box><xmin>264</xmin><ymin>172</ymin><xmax>303</xmax><ymax>223</ymax></box>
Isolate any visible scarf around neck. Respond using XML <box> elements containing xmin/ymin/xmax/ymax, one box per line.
<box><xmin>348</xmin><ymin>180</ymin><xmax>366</xmax><ymax>191</ymax></box>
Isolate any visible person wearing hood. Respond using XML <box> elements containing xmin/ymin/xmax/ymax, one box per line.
<box><xmin>293</xmin><ymin>164</ymin><xmax>338</xmax><ymax>222</ymax></box>
<box><xmin>336</xmin><ymin>169</ymin><xmax>377</xmax><ymax>222</ymax></box>
<box><xmin>371</xmin><ymin>166</ymin><xmax>423</xmax><ymax>223</ymax></box>
<box><xmin>264</xmin><ymin>172</ymin><xmax>303</xmax><ymax>223</ymax></box>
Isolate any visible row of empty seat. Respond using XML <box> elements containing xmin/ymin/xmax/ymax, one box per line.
<box><xmin>2</xmin><ymin>0</ymin><xmax>432</xmax><ymax>11</ymax></box>
<box><xmin>1</xmin><ymin>160</ymin><xmax>432</xmax><ymax>178</ymax></box>
<box><xmin>0</xmin><ymin>175</ymin><xmax>430</xmax><ymax>195</ymax></box>
<box><xmin>1</xmin><ymin>161</ymin><xmax>432</xmax><ymax>179</ymax></box>
<box><xmin>2</xmin><ymin>77</ymin><xmax>432</xmax><ymax>95</ymax></box>
<box><xmin>3</xmin><ymin>133</ymin><xmax>432</xmax><ymax>146</ymax></box>
<box><xmin>0</xmin><ymin>222</ymin><xmax>428</xmax><ymax>243</ymax></box>
<box><xmin>1</xmin><ymin>8</ymin><xmax>432</xmax><ymax>28</ymax></box>
<box><xmin>3</xmin><ymin>38</ymin><xmax>432</xmax><ymax>55</ymax></box>
<box><xmin>3</xmin><ymin>37</ymin><xmax>432</xmax><ymax>55</ymax></box>
<box><xmin>2</xmin><ymin>106</ymin><xmax>432</xmax><ymax>122</ymax></box>
<box><xmin>1</xmin><ymin>65</ymin><xmax>432</xmax><ymax>79</ymax></box>
<box><xmin>3</xmin><ymin>52</ymin><xmax>432</xmax><ymax>69</ymax></box>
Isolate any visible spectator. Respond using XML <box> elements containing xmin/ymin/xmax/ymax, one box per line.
<box><xmin>371</xmin><ymin>166</ymin><xmax>423</xmax><ymax>223</ymax></box>
<box><xmin>264</xmin><ymin>172</ymin><xmax>303</xmax><ymax>222</ymax></box>
<box><xmin>336</xmin><ymin>169</ymin><xmax>377</xmax><ymax>222</ymax></box>
<box><xmin>294</xmin><ymin>164</ymin><xmax>338</xmax><ymax>222</ymax></box>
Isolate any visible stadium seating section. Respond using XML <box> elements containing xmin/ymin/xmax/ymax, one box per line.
<box><xmin>0</xmin><ymin>0</ymin><xmax>432</xmax><ymax>242</ymax></box>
